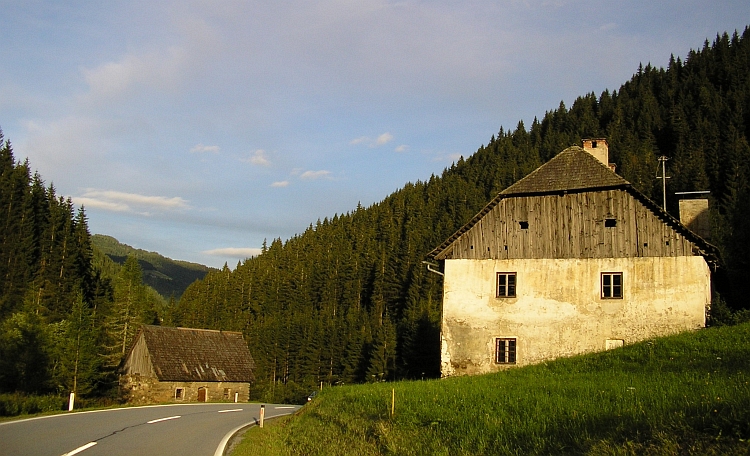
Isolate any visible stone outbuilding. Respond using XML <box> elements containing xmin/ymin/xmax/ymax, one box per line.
<box><xmin>429</xmin><ymin>139</ymin><xmax>719</xmax><ymax>377</ymax></box>
<box><xmin>120</xmin><ymin>325</ymin><xmax>255</xmax><ymax>404</ymax></box>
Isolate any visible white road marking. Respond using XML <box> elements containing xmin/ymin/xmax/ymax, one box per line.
<box><xmin>275</xmin><ymin>406</ymin><xmax>295</xmax><ymax>409</ymax></box>
<box><xmin>217</xmin><ymin>408</ymin><xmax>243</xmax><ymax>413</ymax></box>
<box><xmin>147</xmin><ymin>415</ymin><xmax>181</xmax><ymax>424</ymax></box>
<box><xmin>61</xmin><ymin>441</ymin><xmax>97</xmax><ymax>456</ymax></box>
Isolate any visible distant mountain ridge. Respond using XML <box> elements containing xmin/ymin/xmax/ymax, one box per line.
<box><xmin>91</xmin><ymin>234</ymin><xmax>215</xmax><ymax>299</ymax></box>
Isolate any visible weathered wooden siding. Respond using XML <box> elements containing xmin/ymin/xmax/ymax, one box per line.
<box><xmin>121</xmin><ymin>333</ymin><xmax>157</xmax><ymax>378</ymax></box>
<box><xmin>443</xmin><ymin>189</ymin><xmax>695</xmax><ymax>260</ymax></box>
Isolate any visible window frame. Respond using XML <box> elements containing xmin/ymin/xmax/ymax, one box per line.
<box><xmin>601</xmin><ymin>272</ymin><xmax>623</xmax><ymax>299</ymax></box>
<box><xmin>496</xmin><ymin>272</ymin><xmax>517</xmax><ymax>298</ymax></box>
<box><xmin>495</xmin><ymin>337</ymin><xmax>517</xmax><ymax>364</ymax></box>
<box><xmin>175</xmin><ymin>387</ymin><xmax>185</xmax><ymax>400</ymax></box>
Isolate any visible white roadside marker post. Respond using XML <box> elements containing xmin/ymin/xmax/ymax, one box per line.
<box><xmin>259</xmin><ymin>404</ymin><xmax>265</xmax><ymax>428</ymax></box>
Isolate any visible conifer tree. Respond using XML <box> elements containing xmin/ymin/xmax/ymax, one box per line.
<box><xmin>49</xmin><ymin>290</ymin><xmax>100</xmax><ymax>396</ymax></box>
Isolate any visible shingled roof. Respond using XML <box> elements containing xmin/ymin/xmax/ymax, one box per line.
<box><xmin>128</xmin><ymin>325</ymin><xmax>255</xmax><ymax>382</ymax></box>
<box><xmin>501</xmin><ymin>146</ymin><xmax>629</xmax><ymax>195</ymax></box>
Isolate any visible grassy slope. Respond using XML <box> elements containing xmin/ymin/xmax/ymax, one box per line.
<box><xmin>235</xmin><ymin>323</ymin><xmax>750</xmax><ymax>455</ymax></box>
<box><xmin>91</xmin><ymin>234</ymin><xmax>215</xmax><ymax>299</ymax></box>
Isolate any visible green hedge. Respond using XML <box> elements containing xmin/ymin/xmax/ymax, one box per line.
<box><xmin>0</xmin><ymin>393</ymin><xmax>67</xmax><ymax>416</ymax></box>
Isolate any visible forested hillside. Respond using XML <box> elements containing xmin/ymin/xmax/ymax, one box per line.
<box><xmin>92</xmin><ymin>234</ymin><xmax>214</xmax><ymax>299</ymax></box>
<box><xmin>173</xmin><ymin>28</ymin><xmax>750</xmax><ymax>402</ymax></box>
<box><xmin>0</xmin><ymin>146</ymin><xmax>162</xmax><ymax>399</ymax></box>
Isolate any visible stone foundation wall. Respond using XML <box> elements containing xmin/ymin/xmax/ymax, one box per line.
<box><xmin>121</xmin><ymin>375</ymin><xmax>250</xmax><ymax>404</ymax></box>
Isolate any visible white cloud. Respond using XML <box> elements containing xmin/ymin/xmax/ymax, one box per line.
<box><xmin>271</xmin><ymin>180</ymin><xmax>289</xmax><ymax>187</ymax></box>
<box><xmin>350</xmin><ymin>132</ymin><xmax>395</xmax><ymax>148</ymax></box>
<box><xmin>81</xmin><ymin>47</ymin><xmax>188</xmax><ymax>102</ymax></box>
<box><xmin>349</xmin><ymin>136</ymin><xmax>369</xmax><ymax>145</ymax></box>
<box><xmin>74</xmin><ymin>189</ymin><xmax>189</xmax><ymax>215</ymax></box>
<box><xmin>72</xmin><ymin>197</ymin><xmax>130</xmax><ymax>213</ymax></box>
<box><xmin>299</xmin><ymin>170</ymin><xmax>332</xmax><ymax>180</ymax></box>
<box><xmin>79</xmin><ymin>16</ymin><xmax>219</xmax><ymax>105</ymax></box>
<box><xmin>395</xmin><ymin>144</ymin><xmax>408</xmax><ymax>153</ymax></box>
<box><xmin>244</xmin><ymin>149</ymin><xmax>270</xmax><ymax>166</ymax></box>
<box><xmin>376</xmin><ymin>132</ymin><xmax>393</xmax><ymax>146</ymax></box>
<box><xmin>435</xmin><ymin>153</ymin><xmax>464</xmax><ymax>163</ymax></box>
<box><xmin>202</xmin><ymin>247</ymin><xmax>263</xmax><ymax>258</ymax></box>
<box><xmin>190</xmin><ymin>143</ymin><xmax>220</xmax><ymax>153</ymax></box>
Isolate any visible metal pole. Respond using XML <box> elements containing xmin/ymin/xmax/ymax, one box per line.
<box><xmin>656</xmin><ymin>156</ymin><xmax>670</xmax><ymax>211</ymax></box>
<box><xmin>662</xmin><ymin>156</ymin><xmax>667</xmax><ymax>211</ymax></box>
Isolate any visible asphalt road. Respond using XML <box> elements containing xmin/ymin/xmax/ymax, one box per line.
<box><xmin>0</xmin><ymin>402</ymin><xmax>300</xmax><ymax>456</ymax></box>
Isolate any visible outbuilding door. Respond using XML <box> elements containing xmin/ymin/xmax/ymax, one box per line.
<box><xmin>197</xmin><ymin>387</ymin><xmax>206</xmax><ymax>402</ymax></box>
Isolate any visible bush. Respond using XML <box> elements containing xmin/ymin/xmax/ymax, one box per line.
<box><xmin>709</xmin><ymin>295</ymin><xmax>750</xmax><ymax>326</ymax></box>
<box><xmin>0</xmin><ymin>393</ymin><xmax>66</xmax><ymax>416</ymax></box>
<box><xmin>252</xmin><ymin>380</ymin><xmax>314</xmax><ymax>404</ymax></box>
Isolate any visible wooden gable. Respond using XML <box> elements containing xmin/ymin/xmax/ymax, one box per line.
<box><xmin>430</xmin><ymin>147</ymin><xmax>718</xmax><ymax>264</ymax></box>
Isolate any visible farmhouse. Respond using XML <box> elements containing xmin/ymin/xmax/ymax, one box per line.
<box><xmin>120</xmin><ymin>325</ymin><xmax>255</xmax><ymax>404</ymax></box>
<box><xmin>429</xmin><ymin>139</ymin><xmax>718</xmax><ymax>377</ymax></box>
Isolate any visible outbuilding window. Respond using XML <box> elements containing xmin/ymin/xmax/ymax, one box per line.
<box><xmin>175</xmin><ymin>388</ymin><xmax>184</xmax><ymax>400</ymax></box>
<box><xmin>601</xmin><ymin>272</ymin><xmax>623</xmax><ymax>299</ymax></box>
<box><xmin>495</xmin><ymin>338</ymin><xmax>517</xmax><ymax>364</ymax></box>
<box><xmin>497</xmin><ymin>272</ymin><xmax>517</xmax><ymax>297</ymax></box>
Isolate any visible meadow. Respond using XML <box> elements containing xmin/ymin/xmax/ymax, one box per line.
<box><xmin>235</xmin><ymin>322</ymin><xmax>750</xmax><ymax>455</ymax></box>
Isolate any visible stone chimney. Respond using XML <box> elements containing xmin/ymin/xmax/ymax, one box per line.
<box><xmin>583</xmin><ymin>139</ymin><xmax>616</xmax><ymax>172</ymax></box>
<box><xmin>677</xmin><ymin>192</ymin><xmax>711</xmax><ymax>241</ymax></box>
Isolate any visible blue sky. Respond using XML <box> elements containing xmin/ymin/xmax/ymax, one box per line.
<box><xmin>2</xmin><ymin>1</ymin><xmax>748</xmax><ymax>268</ymax></box>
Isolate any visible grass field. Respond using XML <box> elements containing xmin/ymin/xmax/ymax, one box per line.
<box><xmin>234</xmin><ymin>322</ymin><xmax>750</xmax><ymax>455</ymax></box>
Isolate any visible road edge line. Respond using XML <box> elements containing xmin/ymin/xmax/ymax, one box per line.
<box><xmin>213</xmin><ymin>411</ymin><xmax>297</xmax><ymax>456</ymax></box>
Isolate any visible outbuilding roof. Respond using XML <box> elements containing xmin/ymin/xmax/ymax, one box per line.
<box><xmin>128</xmin><ymin>325</ymin><xmax>255</xmax><ymax>383</ymax></box>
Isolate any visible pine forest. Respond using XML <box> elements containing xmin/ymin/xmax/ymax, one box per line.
<box><xmin>1</xmin><ymin>28</ymin><xmax>749</xmax><ymax>404</ymax></box>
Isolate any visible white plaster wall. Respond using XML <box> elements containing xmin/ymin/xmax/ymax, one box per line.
<box><xmin>440</xmin><ymin>256</ymin><xmax>710</xmax><ymax>377</ymax></box>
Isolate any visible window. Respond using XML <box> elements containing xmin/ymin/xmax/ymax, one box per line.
<box><xmin>601</xmin><ymin>272</ymin><xmax>623</xmax><ymax>299</ymax></box>
<box><xmin>605</xmin><ymin>339</ymin><xmax>624</xmax><ymax>350</ymax></box>
<box><xmin>175</xmin><ymin>388</ymin><xmax>184</xmax><ymax>400</ymax></box>
<box><xmin>519</xmin><ymin>221</ymin><xmax>529</xmax><ymax>229</ymax></box>
<box><xmin>497</xmin><ymin>273</ymin><xmax>517</xmax><ymax>297</ymax></box>
<box><xmin>605</xmin><ymin>218</ymin><xmax>617</xmax><ymax>227</ymax></box>
<box><xmin>495</xmin><ymin>338</ymin><xmax>517</xmax><ymax>364</ymax></box>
